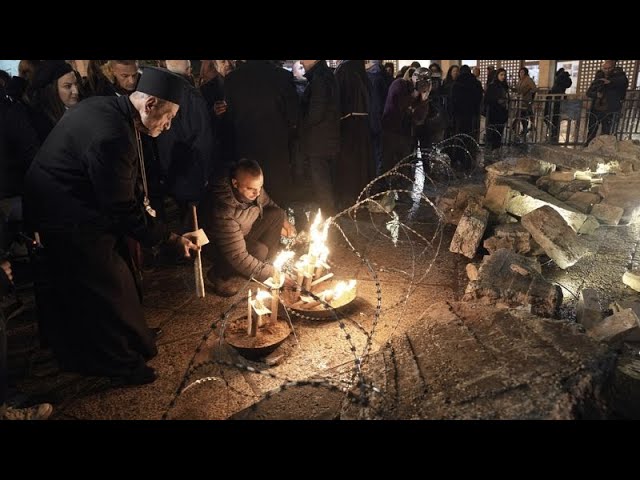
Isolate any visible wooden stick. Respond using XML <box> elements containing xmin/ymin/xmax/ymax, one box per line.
<box><xmin>311</xmin><ymin>272</ymin><xmax>334</xmax><ymax>287</ymax></box>
<box><xmin>191</xmin><ymin>204</ymin><xmax>206</xmax><ymax>298</ymax></box>
<box><xmin>247</xmin><ymin>289</ymin><xmax>256</xmax><ymax>336</ymax></box>
<box><xmin>270</xmin><ymin>288</ymin><xmax>279</xmax><ymax>322</ymax></box>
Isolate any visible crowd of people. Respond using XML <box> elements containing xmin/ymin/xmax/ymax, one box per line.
<box><xmin>0</xmin><ymin>59</ymin><xmax>631</xmax><ymax>413</ymax></box>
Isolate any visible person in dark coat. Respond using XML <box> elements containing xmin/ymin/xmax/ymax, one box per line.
<box><xmin>449</xmin><ymin>65</ymin><xmax>484</xmax><ymax>172</ymax></box>
<box><xmin>156</xmin><ymin>60</ymin><xmax>216</xmax><ymax>222</ymax></box>
<box><xmin>202</xmin><ymin>158</ymin><xmax>296</xmax><ymax>297</ymax></box>
<box><xmin>23</xmin><ymin>67</ymin><xmax>199</xmax><ymax>385</ymax></box>
<box><xmin>334</xmin><ymin>60</ymin><xmax>373</xmax><ymax>208</ymax></box>
<box><xmin>484</xmin><ymin>68</ymin><xmax>510</xmax><ymax>150</ymax></box>
<box><xmin>586</xmin><ymin>60</ymin><xmax>629</xmax><ymax>145</ymax></box>
<box><xmin>545</xmin><ymin>68</ymin><xmax>573</xmax><ymax>143</ymax></box>
<box><xmin>298</xmin><ymin>60</ymin><xmax>341</xmax><ymax>214</ymax></box>
<box><xmin>291</xmin><ymin>61</ymin><xmax>308</xmax><ymax>98</ymax></box>
<box><xmin>28</xmin><ymin>60</ymin><xmax>82</xmax><ymax>143</ymax></box>
<box><xmin>366</xmin><ymin>60</ymin><xmax>390</xmax><ymax>176</ymax></box>
<box><xmin>87</xmin><ymin>60</ymin><xmax>140</xmax><ymax>97</ymax></box>
<box><xmin>0</xmin><ymin>79</ymin><xmax>40</xmax><ymax>251</ymax></box>
<box><xmin>200</xmin><ymin>60</ymin><xmax>236</xmax><ymax>173</ymax></box>
<box><xmin>223</xmin><ymin>60</ymin><xmax>299</xmax><ymax>205</ymax></box>
<box><xmin>381</xmin><ymin>68</ymin><xmax>431</xmax><ymax>178</ymax></box>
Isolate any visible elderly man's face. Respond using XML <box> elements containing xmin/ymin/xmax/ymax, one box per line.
<box><xmin>140</xmin><ymin>99</ymin><xmax>179</xmax><ymax>137</ymax></box>
<box><xmin>112</xmin><ymin>62</ymin><xmax>139</xmax><ymax>92</ymax></box>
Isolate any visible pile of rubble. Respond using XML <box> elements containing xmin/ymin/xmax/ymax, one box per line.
<box><xmin>439</xmin><ymin>135</ymin><xmax>640</xmax><ymax>334</ymax></box>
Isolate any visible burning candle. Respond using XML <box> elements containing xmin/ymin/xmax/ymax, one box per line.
<box><xmin>247</xmin><ymin>289</ymin><xmax>256</xmax><ymax>336</ymax></box>
<box><xmin>254</xmin><ymin>289</ymin><xmax>271</xmax><ymax>327</ymax></box>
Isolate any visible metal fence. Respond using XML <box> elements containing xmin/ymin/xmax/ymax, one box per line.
<box><xmin>497</xmin><ymin>92</ymin><xmax>640</xmax><ymax>146</ymax></box>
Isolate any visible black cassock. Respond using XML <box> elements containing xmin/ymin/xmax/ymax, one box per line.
<box><xmin>334</xmin><ymin>60</ymin><xmax>373</xmax><ymax>207</ymax></box>
<box><xmin>24</xmin><ymin>95</ymin><xmax>169</xmax><ymax>377</ymax></box>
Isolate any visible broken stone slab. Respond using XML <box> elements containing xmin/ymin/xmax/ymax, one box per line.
<box><xmin>622</xmin><ymin>269</ymin><xmax>640</xmax><ymax>292</ymax></box>
<box><xmin>566</xmin><ymin>192</ymin><xmax>601</xmax><ymax>214</ymax></box>
<box><xmin>463</xmin><ymin>248</ymin><xmax>561</xmax><ymax>317</ymax></box>
<box><xmin>588</xmin><ymin>308</ymin><xmax>640</xmax><ymax>347</ymax></box>
<box><xmin>585</xmin><ymin>136</ymin><xmax>640</xmax><ymax>168</ymax></box>
<box><xmin>576</xmin><ymin>288</ymin><xmax>603</xmax><ymax>330</ymax></box>
<box><xmin>486</xmin><ymin>177</ymin><xmax>598</xmax><ymax>234</ymax></box>
<box><xmin>521</xmin><ymin>206</ymin><xmax>589</xmax><ymax>269</ymax></box>
<box><xmin>591</xmin><ymin>203</ymin><xmax>623</xmax><ymax>225</ymax></box>
<box><xmin>585</xmin><ymin>134</ymin><xmax>619</xmax><ymax>154</ymax></box>
<box><xmin>610</xmin><ymin>298</ymin><xmax>640</xmax><ymax>319</ymax></box>
<box><xmin>486</xmin><ymin>157</ymin><xmax>556</xmax><ymax>178</ymax></box>
<box><xmin>550</xmin><ymin>170</ymin><xmax>576</xmax><ymax>182</ymax></box>
<box><xmin>436</xmin><ymin>185</ymin><xmax>486</xmax><ymax>225</ymax></box>
<box><xmin>529</xmin><ymin>144</ymin><xmax>623</xmax><ymax>173</ymax></box>
<box><xmin>449</xmin><ymin>201</ymin><xmax>489</xmax><ymax>258</ymax></box>
<box><xmin>547</xmin><ymin>179</ymin><xmax>592</xmax><ymax>199</ymax></box>
<box><xmin>599</xmin><ymin>174</ymin><xmax>640</xmax><ymax>223</ymax></box>
<box><xmin>483</xmin><ymin>223</ymin><xmax>544</xmax><ymax>256</ymax></box>
<box><xmin>619</xmin><ymin>139</ymin><xmax>640</xmax><ymax>156</ymax></box>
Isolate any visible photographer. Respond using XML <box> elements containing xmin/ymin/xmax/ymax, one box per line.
<box><xmin>382</xmin><ymin>67</ymin><xmax>432</xmax><ymax>177</ymax></box>
<box><xmin>545</xmin><ymin>68</ymin><xmax>572</xmax><ymax>143</ymax></box>
<box><xmin>586</xmin><ymin>60</ymin><xmax>629</xmax><ymax>145</ymax></box>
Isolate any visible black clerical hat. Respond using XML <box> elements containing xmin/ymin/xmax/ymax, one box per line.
<box><xmin>137</xmin><ymin>66</ymin><xmax>185</xmax><ymax>105</ymax></box>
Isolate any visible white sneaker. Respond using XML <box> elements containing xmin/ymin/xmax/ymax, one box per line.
<box><xmin>2</xmin><ymin>403</ymin><xmax>53</xmax><ymax>420</ymax></box>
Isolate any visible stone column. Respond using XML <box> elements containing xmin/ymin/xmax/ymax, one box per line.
<box><xmin>538</xmin><ymin>60</ymin><xmax>555</xmax><ymax>89</ymax></box>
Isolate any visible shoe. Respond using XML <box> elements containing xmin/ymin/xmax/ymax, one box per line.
<box><xmin>2</xmin><ymin>403</ymin><xmax>53</xmax><ymax>420</ymax></box>
<box><xmin>209</xmin><ymin>271</ymin><xmax>240</xmax><ymax>297</ymax></box>
<box><xmin>110</xmin><ymin>365</ymin><xmax>157</xmax><ymax>386</ymax></box>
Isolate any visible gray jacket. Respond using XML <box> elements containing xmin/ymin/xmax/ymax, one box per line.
<box><xmin>206</xmin><ymin>177</ymin><xmax>280</xmax><ymax>281</ymax></box>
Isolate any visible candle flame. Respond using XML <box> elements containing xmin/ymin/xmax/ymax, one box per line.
<box><xmin>256</xmin><ymin>289</ymin><xmax>271</xmax><ymax>302</ymax></box>
<box><xmin>331</xmin><ymin>280</ymin><xmax>356</xmax><ymax>300</ymax></box>
<box><xmin>273</xmin><ymin>250</ymin><xmax>295</xmax><ymax>270</ymax></box>
<box><xmin>309</xmin><ymin>209</ymin><xmax>330</xmax><ymax>262</ymax></box>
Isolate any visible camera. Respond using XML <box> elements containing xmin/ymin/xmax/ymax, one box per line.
<box><xmin>415</xmin><ymin>79</ymin><xmax>431</xmax><ymax>91</ymax></box>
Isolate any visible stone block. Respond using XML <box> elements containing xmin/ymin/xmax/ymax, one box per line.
<box><xmin>521</xmin><ymin>206</ymin><xmax>589</xmax><ymax>269</ymax></box>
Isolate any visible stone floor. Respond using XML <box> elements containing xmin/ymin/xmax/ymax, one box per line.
<box><xmin>4</xmin><ymin>160</ymin><xmax>640</xmax><ymax>420</ymax></box>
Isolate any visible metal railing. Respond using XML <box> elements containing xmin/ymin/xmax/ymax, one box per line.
<box><xmin>498</xmin><ymin>93</ymin><xmax>640</xmax><ymax>146</ymax></box>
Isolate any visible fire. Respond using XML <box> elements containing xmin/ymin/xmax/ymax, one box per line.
<box><xmin>322</xmin><ymin>280</ymin><xmax>357</xmax><ymax>303</ymax></box>
<box><xmin>309</xmin><ymin>209</ymin><xmax>330</xmax><ymax>263</ymax></box>
<box><xmin>273</xmin><ymin>250</ymin><xmax>295</xmax><ymax>271</ymax></box>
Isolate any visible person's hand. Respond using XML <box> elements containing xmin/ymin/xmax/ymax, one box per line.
<box><xmin>281</xmin><ymin>219</ymin><xmax>296</xmax><ymax>238</ymax></box>
<box><xmin>213</xmin><ymin>100</ymin><xmax>227</xmax><ymax>116</ymax></box>
<box><xmin>1</xmin><ymin>260</ymin><xmax>13</xmax><ymax>283</ymax></box>
<box><xmin>168</xmin><ymin>233</ymin><xmax>200</xmax><ymax>258</ymax></box>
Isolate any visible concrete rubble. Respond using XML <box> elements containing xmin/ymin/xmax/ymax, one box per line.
<box><xmin>588</xmin><ymin>308</ymin><xmax>640</xmax><ymax>347</ymax></box>
<box><xmin>463</xmin><ymin>248</ymin><xmax>562</xmax><ymax>318</ymax></box>
<box><xmin>521</xmin><ymin>206</ymin><xmax>589</xmax><ymax>269</ymax></box>
<box><xmin>576</xmin><ymin>288</ymin><xmax>603</xmax><ymax>330</ymax></box>
<box><xmin>449</xmin><ymin>200</ymin><xmax>489</xmax><ymax>258</ymax></box>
